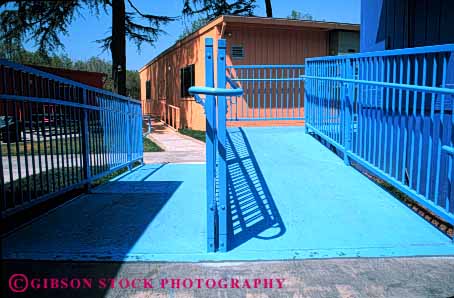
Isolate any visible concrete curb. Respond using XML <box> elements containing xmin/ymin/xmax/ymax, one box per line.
<box><xmin>145</xmin><ymin>134</ymin><xmax>168</xmax><ymax>151</ymax></box>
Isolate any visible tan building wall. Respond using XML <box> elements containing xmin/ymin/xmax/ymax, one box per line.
<box><xmin>140</xmin><ymin>26</ymin><xmax>220</xmax><ymax>130</ymax></box>
<box><xmin>140</xmin><ymin>16</ymin><xmax>359</xmax><ymax>131</ymax></box>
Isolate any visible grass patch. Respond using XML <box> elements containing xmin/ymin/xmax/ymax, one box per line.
<box><xmin>179</xmin><ymin>129</ymin><xmax>205</xmax><ymax>142</ymax></box>
<box><xmin>2</xmin><ymin>136</ymin><xmax>161</xmax><ymax>155</ymax></box>
<box><xmin>1</xmin><ymin>137</ymin><xmax>82</xmax><ymax>156</ymax></box>
<box><xmin>143</xmin><ymin>136</ymin><xmax>163</xmax><ymax>152</ymax></box>
<box><xmin>91</xmin><ymin>161</ymin><xmax>142</xmax><ymax>186</ymax></box>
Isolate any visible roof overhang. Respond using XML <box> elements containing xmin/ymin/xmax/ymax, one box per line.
<box><xmin>139</xmin><ymin>15</ymin><xmax>359</xmax><ymax>72</ymax></box>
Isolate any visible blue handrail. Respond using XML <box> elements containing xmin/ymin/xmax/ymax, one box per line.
<box><xmin>227</xmin><ymin>64</ymin><xmax>305</xmax><ymax>69</ymax></box>
<box><xmin>304</xmin><ymin>44</ymin><xmax>454</xmax><ymax>227</ymax></box>
<box><xmin>302</xmin><ymin>75</ymin><xmax>454</xmax><ymax>95</ymax></box>
<box><xmin>189</xmin><ymin>86</ymin><xmax>243</xmax><ymax>96</ymax></box>
<box><xmin>225</xmin><ymin>64</ymin><xmax>305</xmax><ymax>121</ymax></box>
<box><xmin>191</xmin><ymin>38</ymin><xmax>245</xmax><ymax>253</ymax></box>
<box><xmin>306</xmin><ymin>43</ymin><xmax>454</xmax><ymax>61</ymax></box>
<box><xmin>0</xmin><ymin>59</ymin><xmax>143</xmax><ymax>217</ymax></box>
<box><xmin>442</xmin><ymin>145</ymin><xmax>454</xmax><ymax>156</ymax></box>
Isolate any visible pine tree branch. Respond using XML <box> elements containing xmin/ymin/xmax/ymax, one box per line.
<box><xmin>126</xmin><ymin>0</ymin><xmax>177</xmax><ymax>21</ymax></box>
<box><xmin>183</xmin><ymin>0</ymin><xmax>256</xmax><ymax>21</ymax></box>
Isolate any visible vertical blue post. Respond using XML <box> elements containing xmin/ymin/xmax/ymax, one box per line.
<box><xmin>343</xmin><ymin>60</ymin><xmax>353</xmax><ymax>166</ymax></box>
<box><xmin>126</xmin><ymin>98</ymin><xmax>132</xmax><ymax>169</ymax></box>
<box><xmin>204</xmin><ymin>38</ymin><xmax>216</xmax><ymax>252</ymax></box>
<box><xmin>82</xmin><ymin>89</ymin><xmax>91</xmax><ymax>189</ymax></box>
<box><xmin>304</xmin><ymin>63</ymin><xmax>310</xmax><ymax>134</ymax></box>
<box><xmin>139</xmin><ymin>112</ymin><xmax>144</xmax><ymax>165</ymax></box>
<box><xmin>217</xmin><ymin>39</ymin><xmax>228</xmax><ymax>252</ymax></box>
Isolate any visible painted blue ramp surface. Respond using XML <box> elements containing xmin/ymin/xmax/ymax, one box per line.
<box><xmin>2</xmin><ymin>127</ymin><xmax>454</xmax><ymax>261</ymax></box>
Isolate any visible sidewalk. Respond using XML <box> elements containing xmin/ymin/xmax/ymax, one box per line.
<box><xmin>2</xmin><ymin>257</ymin><xmax>454</xmax><ymax>298</ymax></box>
<box><xmin>143</xmin><ymin>119</ymin><xmax>205</xmax><ymax>164</ymax></box>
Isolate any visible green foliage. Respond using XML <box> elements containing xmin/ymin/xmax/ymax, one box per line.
<box><xmin>178</xmin><ymin>17</ymin><xmax>210</xmax><ymax>40</ymax></box>
<box><xmin>181</xmin><ymin>0</ymin><xmax>256</xmax><ymax>43</ymax></box>
<box><xmin>0</xmin><ymin>0</ymin><xmax>174</xmax><ymax>96</ymax></box>
<box><xmin>179</xmin><ymin>129</ymin><xmax>205</xmax><ymax>142</ymax></box>
<box><xmin>0</xmin><ymin>44</ymin><xmax>140</xmax><ymax>99</ymax></box>
<box><xmin>97</xmin><ymin>0</ymin><xmax>176</xmax><ymax>52</ymax></box>
<box><xmin>0</xmin><ymin>1</ymin><xmax>108</xmax><ymax>55</ymax></box>
<box><xmin>182</xmin><ymin>0</ymin><xmax>256</xmax><ymax>21</ymax></box>
<box><xmin>125</xmin><ymin>68</ymin><xmax>140</xmax><ymax>99</ymax></box>
<box><xmin>143</xmin><ymin>137</ymin><xmax>163</xmax><ymax>152</ymax></box>
<box><xmin>0</xmin><ymin>0</ymin><xmax>174</xmax><ymax>55</ymax></box>
<box><xmin>287</xmin><ymin>10</ymin><xmax>314</xmax><ymax>21</ymax></box>
<box><xmin>0</xmin><ymin>41</ymin><xmax>72</xmax><ymax>68</ymax></box>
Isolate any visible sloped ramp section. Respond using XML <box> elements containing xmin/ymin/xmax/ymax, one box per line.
<box><xmin>1</xmin><ymin>128</ymin><xmax>454</xmax><ymax>261</ymax></box>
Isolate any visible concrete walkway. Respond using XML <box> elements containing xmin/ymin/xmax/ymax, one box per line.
<box><xmin>143</xmin><ymin>119</ymin><xmax>205</xmax><ymax>164</ymax></box>
<box><xmin>2</xmin><ymin>118</ymin><xmax>204</xmax><ymax>183</ymax></box>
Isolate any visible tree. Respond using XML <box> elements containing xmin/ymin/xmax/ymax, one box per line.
<box><xmin>0</xmin><ymin>0</ymin><xmax>175</xmax><ymax>96</ymax></box>
<box><xmin>288</xmin><ymin>10</ymin><xmax>314</xmax><ymax>21</ymax></box>
<box><xmin>179</xmin><ymin>17</ymin><xmax>209</xmax><ymax>40</ymax></box>
<box><xmin>264</xmin><ymin>0</ymin><xmax>272</xmax><ymax>17</ymax></box>
<box><xmin>0</xmin><ymin>43</ymin><xmax>141</xmax><ymax>99</ymax></box>
<box><xmin>182</xmin><ymin>0</ymin><xmax>256</xmax><ymax>21</ymax></box>
<box><xmin>0</xmin><ymin>41</ymin><xmax>73</xmax><ymax>68</ymax></box>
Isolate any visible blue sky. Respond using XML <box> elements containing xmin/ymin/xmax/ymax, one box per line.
<box><xmin>23</xmin><ymin>0</ymin><xmax>360</xmax><ymax>70</ymax></box>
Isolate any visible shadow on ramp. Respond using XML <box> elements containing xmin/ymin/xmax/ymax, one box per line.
<box><xmin>226</xmin><ymin>127</ymin><xmax>286</xmax><ymax>251</ymax></box>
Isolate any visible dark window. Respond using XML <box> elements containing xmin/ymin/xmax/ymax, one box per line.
<box><xmin>145</xmin><ymin>80</ymin><xmax>151</xmax><ymax>99</ymax></box>
<box><xmin>231</xmin><ymin>46</ymin><xmax>244</xmax><ymax>59</ymax></box>
<box><xmin>180</xmin><ymin>64</ymin><xmax>195</xmax><ymax>98</ymax></box>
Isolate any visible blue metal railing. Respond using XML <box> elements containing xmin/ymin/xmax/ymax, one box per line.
<box><xmin>189</xmin><ymin>38</ymin><xmax>243</xmax><ymax>252</ymax></box>
<box><xmin>194</xmin><ymin>38</ymin><xmax>454</xmax><ymax>251</ymax></box>
<box><xmin>226</xmin><ymin>64</ymin><xmax>304</xmax><ymax>121</ymax></box>
<box><xmin>0</xmin><ymin>59</ymin><xmax>143</xmax><ymax>217</ymax></box>
<box><xmin>303</xmin><ymin>44</ymin><xmax>454</xmax><ymax>227</ymax></box>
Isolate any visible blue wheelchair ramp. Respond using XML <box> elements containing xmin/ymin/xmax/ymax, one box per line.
<box><xmin>2</xmin><ymin>127</ymin><xmax>453</xmax><ymax>262</ymax></box>
<box><xmin>220</xmin><ymin>127</ymin><xmax>454</xmax><ymax>260</ymax></box>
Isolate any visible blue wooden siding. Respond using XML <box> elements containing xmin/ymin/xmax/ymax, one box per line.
<box><xmin>360</xmin><ymin>0</ymin><xmax>454</xmax><ymax>135</ymax></box>
<box><xmin>361</xmin><ymin>0</ymin><xmax>454</xmax><ymax>52</ymax></box>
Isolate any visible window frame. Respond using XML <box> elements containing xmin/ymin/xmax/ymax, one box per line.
<box><xmin>180</xmin><ymin>64</ymin><xmax>195</xmax><ymax>98</ymax></box>
<box><xmin>145</xmin><ymin>80</ymin><xmax>151</xmax><ymax>100</ymax></box>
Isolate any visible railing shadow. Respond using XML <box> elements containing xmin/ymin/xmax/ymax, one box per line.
<box><xmin>226</xmin><ymin>127</ymin><xmax>286</xmax><ymax>250</ymax></box>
